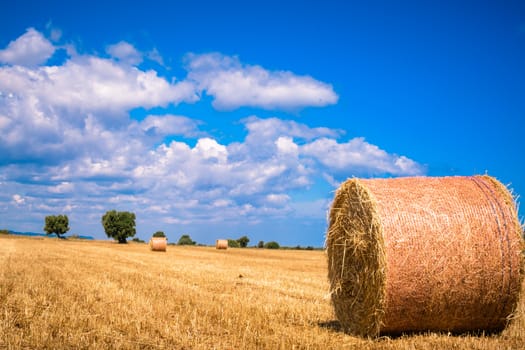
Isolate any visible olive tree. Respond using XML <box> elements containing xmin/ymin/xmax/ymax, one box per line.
<box><xmin>101</xmin><ymin>210</ymin><xmax>136</xmax><ymax>244</ymax></box>
<box><xmin>264</xmin><ymin>241</ymin><xmax>280</xmax><ymax>249</ymax></box>
<box><xmin>237</xmin><ymin>235</ymin><xmax>250</xmax><ymax>248</ymax></box>
<box><xmin>177</xmin><ymin>234</ymin><xmax>196</xmax><ymax>245</ymax></box>
<box><xmin>227</xmin><ymin>239</ymin><xmax>240</xmax><ymax>248</ymax></box>
<box><xmin>153</xmin><ymin>231</ymin><xmax>166</xmax><ymax>238</ymax></box>
<box><xmin>44</xmin><ymin>215</ymin><xmax>70</xmax><ymax>238</ymax></box>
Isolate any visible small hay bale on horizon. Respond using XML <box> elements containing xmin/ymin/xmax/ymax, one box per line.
<box><xmin>149</xmin><ymin>237</ymin><xmax>167</xmax><ymax>252</ymax></box>
<box><xmin>326</xmin><ymin>175</ymin><xmax>524</xmax><ymax>337</ymax></box>
<box><xmin>216</xmin><ymin>239</ymin><xmax>228</xmax><ymax>250</ymax></box>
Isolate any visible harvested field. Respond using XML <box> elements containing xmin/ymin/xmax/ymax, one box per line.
<box><xmin>1</xmin><ymin>235</ymin><xmax>524</xmax><ymax>349</ymax></box>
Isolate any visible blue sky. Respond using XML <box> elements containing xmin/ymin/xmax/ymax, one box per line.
<box><xmin>1</xmin><ymin>1</ymin><xmax>524</xmax><ymax>246</ymax></box>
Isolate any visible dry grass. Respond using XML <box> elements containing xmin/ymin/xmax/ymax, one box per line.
<box><xmin>1</xmin><ymin>234</ymin><xmax>524</xmax><ymax>349</ymax></box>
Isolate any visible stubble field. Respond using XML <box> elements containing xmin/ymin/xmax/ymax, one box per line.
<box><xmin>0</xmin><ymin>235</ymin><xmax>524</xmax><ymax>349</ymax></box>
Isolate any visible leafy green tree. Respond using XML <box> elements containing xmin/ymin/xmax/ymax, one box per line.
<box><xmin>257</xmin><ymin>240</ymin><xmax>264</xmax><ymax>248</ymax></box>
<box><xmin>153</xmin><ymin>231</ymin><xmax>166</xmax><ymax>238</ymax></box>
<box><xmin>101</xmin><ymin>210</ymin><xmax>136</xmax><ymax>244</ymax></box>
<box><xmin>0</xmin><ymin>229</ymin><xmax>9</xmax><ymax>235</ymax></box>
<box><xmin>177</xmin><ymin>234</ymin><xmax>196</xmax><ymax>245</ymax></box>
<box><xmin>227</xmin><ymin>239</ymin><xmax>240</xmax><ymax>248</ymax></box>
<box><xmin>44</xmin><ymin>215</ymin><xmax>70</xmax><ymax>238</ymax></box>
<box><xmin>264</xmin><ymin>241</ymin><xmax>280</xmax><ymax>249</ymax></box>
<box><xmin>237</xmin><ymin>235</ymin><xmax>250</xmax><ymax>248</ymax></box>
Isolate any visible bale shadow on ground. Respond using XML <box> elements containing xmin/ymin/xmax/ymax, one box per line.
<box><xmin>317</xmin><ymin>320</ymin><xmax>503</xmax><ymax>339</ymax></box>
<box><xmin>317</xmin><ymin>320</ymin><xmax>343</xmax><ymax>332</ymax></box>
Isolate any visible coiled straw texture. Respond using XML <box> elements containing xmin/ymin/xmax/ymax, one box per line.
<box><xmin>326</xmin><ymin>175</ymin><xmax>524</xmax><ymax>337</ymax></box>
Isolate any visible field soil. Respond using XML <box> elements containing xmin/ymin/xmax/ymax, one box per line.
<box><xmin>0</xmin><ymin>235</ymin><xmax>524</xmax><ymax>349</ymax></box>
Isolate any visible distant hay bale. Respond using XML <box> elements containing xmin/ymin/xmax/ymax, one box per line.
<box><xmin>149</xmin><ymin>237</ymin><xmax>167</xmax><ymax>252</ymax></box>
<box><xmin>216</xmin><ymin>239</ymin><xmax>228</xmax><ymax>250</ymax></box>
<box><xmin>326</xmin><ymin>175</ymin><xmax>524</xmax><ymax>337</ymax></box>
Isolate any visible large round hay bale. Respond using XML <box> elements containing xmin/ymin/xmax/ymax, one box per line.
<box><xmin>216</xmin><ymin>239</ymin><xmax>228</xmax><ymax>250</ymax></box>
<box><xmin>149</xmin><ymin>237</ymin><xmax>167</xmax><ymax>252</ymax></box>
<box><xmin>326</xmin><ymin>175</ymin><xmax>524</xmax><ymax>337</ymax></box>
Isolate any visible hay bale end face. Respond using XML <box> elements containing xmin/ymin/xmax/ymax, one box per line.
<box><xmin>149</xmin><ymin>237</ymin><xmax>167</xmax><ymax>252</ymax></box>
<box><xmin>216</xmin><ymin>239</ymin><xmax>228</xmax><ymax>249</ymax></box>
<box><xmin>326</xmin><ymin>175</ymin><xmax>524</xmax><ymax>337</ymax></box>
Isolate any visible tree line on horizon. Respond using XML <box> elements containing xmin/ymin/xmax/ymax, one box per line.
<box><xmin>40</xmin><ymin>210</ymin><xmax>292</xmax><ymax>249</ymax></box>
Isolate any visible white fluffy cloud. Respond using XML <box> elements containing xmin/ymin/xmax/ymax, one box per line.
<box><xmin>301</xmin><ymin>137</ymin><xmax>424</xmax><ymax>176</ymax></box>
<box><xmin>106</xmin><ymin>41</ymin><xmax>143</xmax><ymax>65</ymax></box>
<box><xmin>0</xmin><ymin>57</ymin><xmax>198</xmax><ymax>116</ymax></box>
<box><xmin>0</xmin><ymin>34</ymin><xmax>199</xmax><ymax>164</ymax></box>
<box><xmin>186</xmin><ymin>53</ymin><xmax>339</xmax><ymax>110</ymax></box>
<box><xmin>138</xmin><ymin>114</ymin><xmax>204</xmax><ymax>138</ymax></box>
<box><xmin>243</xmin><ymin>115</ymin><xmax>341</xmax><ymax>141</ymax></box>
<box><xmin>12</xmin><ymin>194</ymin><xmax>25</xmax><ymax>205</ymax></box>
<box><xmin>276</xmin><ymin>136</ymin><xmax>299</xmax><ymax>157</ymax></box>
<box><xmin>0</xmin><ymin>28</ymin><xmax>55</xmax><ymax>66</ymax></box>
<box><xmin>115</xmin><ymin>116</ymin><xmax>422</xmax><ymax>219</ymax></box>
